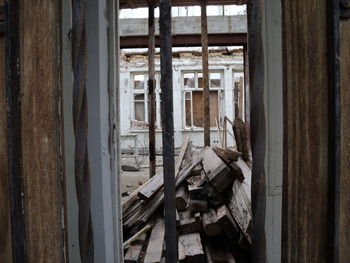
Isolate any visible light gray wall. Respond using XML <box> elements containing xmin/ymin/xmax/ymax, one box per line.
<box><xmin>120</xmin><ymin>15</ymin><xmax>247</xmax><ymax>37</ymax></box>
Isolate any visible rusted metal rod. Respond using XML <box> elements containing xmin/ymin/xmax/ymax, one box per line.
<box><xmin>201</xmin><ymin>0</ymin><xmax>210</xmax><ymax>146</ymax></box>
<box><xmin>159</xmin><ymin>0</ymin><xmax>177</xmax><ymax>262</ymax></box>
<box><xmin>148</xmin><ymin>4</ymin><xmax>156</xmax><ymax>177</ymax></box>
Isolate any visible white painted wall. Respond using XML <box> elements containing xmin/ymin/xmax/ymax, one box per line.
<box><xmin>119</xmin><ymin>48</ymin><xmax>244</xmax><ymax>149</ymax></box>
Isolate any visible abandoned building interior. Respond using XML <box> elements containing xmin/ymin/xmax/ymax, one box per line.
<box><xmin>0</xmin><ymin>0</ymin><xmax>350</xmax><ymax>263</ymax></box>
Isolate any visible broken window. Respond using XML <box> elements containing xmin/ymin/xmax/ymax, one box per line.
<box><xmin>131</xmin><ymin>73</ymin><xmax>161</xmax><ymax>129</ymax></box>
<box><xmin>183</xmin><ymin>71</ymin><xmax>224</xmax><ymax>128</ymax></box>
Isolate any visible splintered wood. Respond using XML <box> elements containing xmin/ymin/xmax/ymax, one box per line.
<box><xmin>122</xmin><ymin>135</ymin><xmax>252</xmax><ymax>262</ymax></box>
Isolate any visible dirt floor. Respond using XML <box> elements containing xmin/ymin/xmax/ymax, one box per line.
<box><xmin>121</xmin><ymin>154</ymin><xmax>164</xmax><ymax>193</ymax></box>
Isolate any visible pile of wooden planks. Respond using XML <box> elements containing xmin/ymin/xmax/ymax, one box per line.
<box><xmin>122</xmin><ymin>137</ymin><xmax>252</xmax><ymax>263</ymax></box>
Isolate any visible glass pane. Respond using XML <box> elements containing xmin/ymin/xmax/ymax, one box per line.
<box><xmin>134</xmin><ymin>74</ymin><xmax>145</xmax><ymax>89</ymax></box>
<box><xmin>210</xmin><ymin>72</ymin><xmax>221</xmax><ymax>88</ymax></box>
<box><xmin>185</xmin><ymin>100</ymin><xmax>192</xmax><ymax>127</ymax></box>
<box><xmin>184</xmin><ymin>73</ymin><xmax>195</xmax><ymax>88</ymax></box>
<box><xmin>135</xmin><ymin>101</ymin><xmax>145</xmax><ymax>121</ymax></box>
<box><xmin>198</xmin><ymin>73</ymin><xmax>203</xmax><ymax>89</ymax></box>
<box><xmin>209</xmin><ymin>91</ymin><xmax>219</xmax><ymax>127</ymax></box>
<box><xmin>134</xmin><ymin>94</ymin><xmax>145</xmax><ymax>100</ymax></box>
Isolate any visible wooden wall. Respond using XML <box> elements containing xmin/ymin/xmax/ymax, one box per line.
<box><xmin>340</xmin><ymin>18</ymin><xmax>350</xmax><ymax>263</ymax></box>
<box><xmin>282</xmin><ymin>0</ymin><xmax>330</xmax><ymax>262</ymax></box>
<box><xmin>0</xmin><ymin>0</ymin><xmax>13</xmax><ymax>261</ymax></box>
<box><xmin>20</xmin><ymin>0</ymin><xmax>65</xmax><ymax>262</ymax></box>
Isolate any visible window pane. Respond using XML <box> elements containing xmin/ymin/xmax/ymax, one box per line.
<box><xmin>185</xmin><ymin>92</ymin><xmax>192</xmax><ymax>127</ymax></box>
<box><xmin>134</xmin><ymin>74</ymin><xmax>145</xmax><ymax>89</ymax></box>
<box><xmin>209</xmin><ymin>91</ymin><xmax>219</xmax><ymax>127</ymax></box>
<box><xmin>198</xmin><ymin>73</ymin><xmax>203</xmax><ymax>89</ymax></box>
<box><xmin>210</xmin><ymin>72</ymin><xmax>221</xmax><ymax>88</ymax></box>
<box><xmin>135</xmin><ymin>101</ymin><xmax>145</xmax><ymax>121</ymax></box>
<box><xmin>134</xmin><ymin>94</ymin><xmax>145</xmax><ymax>100</ymax></box>
<box><xmin>184</xmin><ymin>73</ymin><xmax>195</xmax><ymax>88</ymax></box>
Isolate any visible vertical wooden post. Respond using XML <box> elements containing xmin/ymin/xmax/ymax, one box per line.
<box><xmin>340</xmin><ymin>12</ymin><xmax>350</xmax><ymax>263</ymax></box>
<box><xmin>201</xmin><ymin>0</ymin><xmax>210</xmax><ymax>147</ymax></box>
<box><xmin>0</xmin><ymin>1</ymin><xmax>13</xmax><ymax>262</ymax></box>
<box><xmin>18</xmin><ymin>0</ymin><xmax>65</xmax><ymax>261</ymax></box>
<box><xmin>5</xmin><ymin>0</ymin><xmax>27</xmax><ymax>262</ymax></box>
<box><xmin>159</xmin><ymin>0</ymin><xmax>177</xmax><ymax>262</ymax></box>
<box><xmin>282</xmin><ymin>0</ymin><xmax>330</xmax><ymax>262</ymax></box>
<box><xmin>148</xmin><ymin>4</ymin><xmax>156</xmax><ymax>177</ymax></box>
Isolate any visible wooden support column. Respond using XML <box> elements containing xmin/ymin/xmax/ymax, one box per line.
<box><xmin>340</xmin><ymin>13</ymin><xmax>350</xmax><ymax>263</ymax></box>
<box><xmin>159</xmin><ymin>0</ymin><xmax>177</xmax><ymax>262</ymax></box>
<box><xmin>282</xmin><ymin>0</ymin><xmax>330</xmax><ymax>262</ymax></box>
<box><xmin>19</xmin><ymin>0</ymin><xmax>65</xmax><ymax>261</ymax></box>
<box><xmin>0</xmin><ymin>1</ymin><xmax>12</xmax><ymax>262</ymax></box>
<box><xmin>148</xmin><ymin>3</ymin><xmax>156</xmax><ymax>177</ymax></box>
<box><xmin>201</xmin><ymin>0</ymin><xmax>210</xmax><ymax>146</ymax></box>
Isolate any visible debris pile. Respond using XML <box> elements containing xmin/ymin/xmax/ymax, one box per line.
<box><xmin>122</xmin><ymin>126</ymin><xmax>252</xmax><ymax>263</ymax></box>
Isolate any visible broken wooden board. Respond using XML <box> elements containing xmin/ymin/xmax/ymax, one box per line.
<box><xmin>226</xmin><ymin>159</ymin><xmax>252</xmax><ymax>244</ymax></box>
<box><xmin>144</xmin><ymin>218</ymin><xmax>165</xmax><ymax>263</ymax></box>
<box><xmin>138</xmin><ymin>173</ymin><xmax>163</xmax><ymax>201</ymax></box>
<box><xmin>124</xmin><ymin>233</ymin><xmax>147</xmax><ymax>263</ymax></box>
<box><xmin>189</xmin><ymin>199</ymin><xmax>208</xmax><ymax>213</ymax></box>
<box><xmin>176</xmin><ymin>185</ymin><xmax>188</xmax><ymax>211</ymax></box>
<box><xmin>202</xmin><ymin>209</ymin><xmax>222</xmax><ymax>236</ymax></box>
<box><xmin>178</xmin><ymin>233</ymin><xmax>205</xmax><ymax>263</ymax></box>
<box><xmin>205</xmin><ymin>237</ymin><xmax>237</xmax><ymax>263</ymax></box>
<box><xmin>202</xmin><ymin>147</ymin><xmax>235</xmax><ymax>193</ymax></box>
<box><xmin>216</xmin><ymin>205</ymin><xmax>240</xmax><ymax>240</ymax></box>
<box><xmin>233</xmin><ymin>118</ymin><xmax>249</xmax><ymax>161</ymax></box>
<box><xmin>178</xmin><ymin>211</ymin><xmax>203</xmax><ymax>235</ymax></box>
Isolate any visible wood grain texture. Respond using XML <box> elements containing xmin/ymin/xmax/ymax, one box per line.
<box><xmin>0</xmin><ymin>6</ymin><xmax>13</xmax><ymax>261</ymax></box>
<box><xmin>340</xmin><ymin>18</ymin><xmax>350</xmax><ymax>263</ymax></box>
<box><xmin>20</xmin><ymin>1</ymin><xmax>64</xmax><ymax>262</ymax></box>
<box><xmin>282</xmin><ymin>0</ymin><xmax>329</xmax><ymax>262</ymax></box>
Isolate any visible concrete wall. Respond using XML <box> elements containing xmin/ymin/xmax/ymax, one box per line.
<box><xmin>120</xmin><ymin>48</ymin><xmax>244</xmax><ymax>149</ymax></box>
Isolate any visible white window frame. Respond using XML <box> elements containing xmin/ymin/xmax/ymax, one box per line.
<box><xmin>182</xmin><ymin>70</ymin><xmax>224</xmax><ymax>130</ymax></box>
<box><xmin>131</xmin><ymin>72</ymin><xmax>161</xmax><ymax>129</ymax></box>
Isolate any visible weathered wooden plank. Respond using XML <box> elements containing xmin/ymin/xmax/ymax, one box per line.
<box><xmin>124</xmin><ymin>233</ymin><xmax>147</xmax><ymax>263</ymax></box>
<box><xmin>0</xmin><ymin>6</ymin><xmax>12</xmax><ymax>260</ymax></box>
<box><xmin>282</xmin><ymin>0</ymin><xmax>330</xmax><ymax>262</ymax></box>
<box><xmin>20</xmin><ymin>1</ymin><xmax>64</xmax><ymax>261</ymax></box>
<box><xmin>216</xmin><ymin>205</ymin><xmax>240</xmax><ymax>240</ymax></box>
<box><xmin>202</xmin><ymin>147</ymin><xmax>235</xmax><ymax>193</ymax></box>
<box><xmin>176</xmin><ymin>185</ymin><xmax>188</xmax><ymax>211</ymax></box>
<box><xmin>205</xmin><ymin>238</ymin><xmax>236</xmax><ymax>263</ymax></box>
<box><xmin>178</xmin><ymin>233</ymin><xmax>205</xmax><ymax>263</ymax></box>
<box><xmin>189</xmin><ymin>199</ymin><xmax>208</xmax><ymax>213</ymax></box>
<box><xmin>202</xmin><ymin>208</ymin><xmax>222</xmax><ymax>236</ymax></box>
<box><xmin>178</xmin><ymin>211</ymin><xmax>203</xmax><ymax>235</ymax></box>
<box><xmin>144</xmin><ymin>218</ymin><xmax>165</xmax><ymax>263</ymax></box>
<box><xmin>340</xmin><ymin>18</ymin><xmax>350</xmax><ymax>263</ymax></box>
<box><xmin>138</xmin><ymin>173</ymin><xmax>163</xmax><ymax>201</ymax></box>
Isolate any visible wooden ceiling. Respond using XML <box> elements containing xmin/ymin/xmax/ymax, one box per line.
<box><xmin>120</xmin><ymin>0</ymin><xmax>245</xmax><ymax>9</ymax></box>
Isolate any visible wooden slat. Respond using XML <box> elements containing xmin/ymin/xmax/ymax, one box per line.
<box><xmin>138</xmin><ymin>173</ymin><xmax>163</xmax><ymax>201</ymax></box>
<box><xmin>20</xmin><ymin>1</ymin><xmax>64</xmax><ymax>261</ymax></box>
<box><xmin>144</xmin><ymin>218</ymin><xmax>165</xmax><ymax>263</ymax></box>
<box><xmin>0</xmin><ymin>4</ymin><xmax>12</xmax><ymax>260</ymax></box>
<box><xmin>282</xmin><ymin>0</ymin><xmax>330</xmax><ymax>262</ymax></box>
<box><xmin>340</xmin><ymin>18</ymin><xmax>350</xmax><ymax>263</ymax></box>
<box><xmin>178</xmin><ymin>233</ymin><xmax>205</xmax><ymax>263</ymax></box>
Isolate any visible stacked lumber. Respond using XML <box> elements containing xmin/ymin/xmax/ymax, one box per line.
<box><xmin>122</xmin><ymin>137</ymin><xmax>252</xmax><ymax>263</ymax></box>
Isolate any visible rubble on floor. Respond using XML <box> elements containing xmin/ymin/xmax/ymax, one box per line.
<box><xmin>122</xmin><ymin>136</ymin><xmax>252</xmax><ymax>263</ymax></box>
